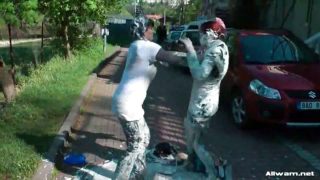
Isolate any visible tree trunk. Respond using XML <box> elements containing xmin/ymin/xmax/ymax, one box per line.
<box><xmin>62</xmin><ymin>24</ymin><xmax>71</xmax><ymax>58</ymax></box>
<box><xmin>1</xmin><ymin>38</ymin><xmax>16</xmax><ymax>102</ymax></box>
<box><xmin>0</xmin><ymin>65</ymin><xmax>16</xmax><ymax>103</ymax></box>
<box><xmin>7</xmin><ymin>24</ymin><xmax>17</xmax><ymax>85</ymax></box>
<box><xmin>179</xmin><ymin>1</ymin><xmax>185</xmax><ymax>24</ymax></box>
<box><xmin>7</xmin><ymin>24</ymin><xmax>14</xmax><ymax>68</ymax></box>
<box><xmin>40</xmin><ymin>20</ymin><xmax>44</xmax><ymax>63</ymax></box>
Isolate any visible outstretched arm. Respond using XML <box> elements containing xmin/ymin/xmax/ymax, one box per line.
<box><xmin>155</xmin><ymin>48</ymin><xmax>184</xmax><ymax>64</ymax></box>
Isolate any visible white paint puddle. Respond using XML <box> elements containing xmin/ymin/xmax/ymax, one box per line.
<box><xmin>73</xmin><ymin>160</ymin><xmax>118</xmax><ymax>180</ymax></box>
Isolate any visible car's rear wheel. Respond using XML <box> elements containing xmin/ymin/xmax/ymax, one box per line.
<box><xmin>231</xmin><ymin>91</ymin><xmax>252</xmax><ymax>128</ymax></box>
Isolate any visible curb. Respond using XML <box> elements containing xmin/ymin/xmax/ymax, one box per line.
<box><xmin>32</xmin><ymin>49</ymin><xmax>121</xmax><ymax>180</ymax></box>
<box><xmin>32</xmin><ymin>74</ymin><xmax>96</xmax><ymax>180</ymax></box>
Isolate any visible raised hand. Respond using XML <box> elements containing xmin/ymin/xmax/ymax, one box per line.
<box><xmin>179</xmin><ymin>38</ymin><xmax>195</xmax><ymax>53</ymax></box>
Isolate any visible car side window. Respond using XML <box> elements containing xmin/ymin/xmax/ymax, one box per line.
<box><xmin>181</xmin><ymin>32</ymin><xmax>186</xmax><ymax>38</ymax></box>
<box><xmin>170</xmin><ymin>31</ymin><xmax>182</xmax><ymax>41</ymax></box>
<box><xmin>188</xmin><ymin>25</ymin><xmax>199</xmax><ymax>30</ymax></box>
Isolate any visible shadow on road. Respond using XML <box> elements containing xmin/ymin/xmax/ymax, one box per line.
<box><xmin>95</xmin><ymin>50</ymin><xmax>126</xmax><ymax>84</ymax></box>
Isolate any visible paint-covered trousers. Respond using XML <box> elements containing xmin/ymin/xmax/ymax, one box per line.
<box><xmin>114</xmin><ymin>118</ymin><xmax>150</xmax><ymax>180</ymax></box>
<box><xmin>184</xmin><ymin>112</ymin><xmax>218</xmax><ymax>178</ymax></box>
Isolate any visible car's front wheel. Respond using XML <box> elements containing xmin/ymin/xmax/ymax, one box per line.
<box><xmin>231</xmin><ymin>91</ymin><xmax>252</xmax><ymax>128</ymax></box>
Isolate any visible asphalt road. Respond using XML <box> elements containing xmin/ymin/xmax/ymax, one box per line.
<box><xmin>144</xmin><ymin>64</ymin><xmax>320</xmax><ymax>180</ymax></box>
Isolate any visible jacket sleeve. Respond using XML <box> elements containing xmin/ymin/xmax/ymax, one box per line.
<box><xmin>187</xmin><ymin>43</ymin><xmax>229</xmax><ymax>81</ymax></box>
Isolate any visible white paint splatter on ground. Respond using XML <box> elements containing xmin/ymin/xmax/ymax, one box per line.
<box><xmin>72</xmin><ymin>155</ymin><xmax>216</xmax><ymax>180</ymax></box>
<box><xmin>73</xmin><ymin>160</ymin><xmax>118</xmax><ymax>180</ymax></box>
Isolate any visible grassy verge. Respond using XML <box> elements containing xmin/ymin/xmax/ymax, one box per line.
<box><xmin>0</xmin><ymin>40</ymin><xmax>56</xmax><ymax>67</ymax></box>
<box><xmin>0</xmin><ymin>41</ymin><xmax>57</xmax><ymax>102</ymax></box>
<box><xmin>0</xmin><ymin>39</ymin><xmax>118</xmax><ymax>179</ymax></box>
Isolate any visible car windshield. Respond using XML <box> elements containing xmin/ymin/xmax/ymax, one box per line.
<box><xmin>240</xmin><ymin>34</ymin><xmax>319</xmax><ymax>64</ymax></box>
<box><xmin>170</xmin><ymin>31</ymin><xmax>182</xmax><ymax>41</ymax></box>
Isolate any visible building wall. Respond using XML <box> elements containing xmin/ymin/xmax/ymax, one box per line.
<box><xmin>196</xmin><ymin>0</ymin><xmax>320</xmax><ymax>39</ymax></box>
<box><xmin>229</xmin><ymin>0</ymin><xmax>260</xmax><ymax>28</ymax></box>
<box><xmin>265</xmin><ymin>0</ymin><xmax>320</xmax><ymax>40</ymax></box>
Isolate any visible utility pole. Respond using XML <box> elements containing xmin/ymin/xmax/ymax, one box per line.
<box><xmin>179</xmin><ymin>0</ymin><xmax>185</xmax><ymax>24</ymax></box>
<box><xmin>181</xmin><ymin>0</ymin><xmax>185</xmax><ymax>24</ymax></box>
<box><xmin>134</xmin><ymin>0</ymin><xmax>137</xmax><ymax>17</ymax></box>
<box><xmin>164</xmin><ymin>10</ymin><xmax>166</xmax><ymax>24</ymax></box>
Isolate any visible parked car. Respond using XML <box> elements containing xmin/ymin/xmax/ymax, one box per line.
<box><xmin>162</xmin><ymin>30</ymin><xmax>183</xmax><ymax>50</ymax></box>
<box><xmin>163</xmin><ymin>19</ymin><xmax>216</xmax><ymax>56</ymax></box>
<box><xmin>305</xmin><ymin>32</ymin><xmax>320</xmax><ymax>55</ymax></box>
<box><xmin>222</xmin><ymin>29</ymin><xmax>320</xmax><ymax>128</ymax></box>
<box><xmin>186</xmin><ymin>19</ymin><xmax>215</xmax><ymax>30</ymax></box>
<box><xmin>163</xmin><ymin>29</ymin><xmax>202</xmax><ymax>67</ymax></box>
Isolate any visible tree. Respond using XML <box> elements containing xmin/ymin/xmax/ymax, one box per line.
<box><xmin>0</xmin><ymin>0</ymin><xmax>39</xmax><ymax>68</ymax></box>
<box><xmin>39</xmin><ymin>0</ymin><xmax>129</xmax><ymax>58</ymax></box>
<box><xmin>130</xmin><ymin>0</ymin><xmax>202</xmax><ymax>25</ymax></box>
<box><xmin>183</xmin><ymin>0</ymin><xmax>202</xmax><ymax>22</ymax></box>
<box><xmin>127</xmin><ymin>1</ymin><xmax>180</xmax><ymax>23</ymax></box>
<box><xmin>0</xmin><ymin>0</ymin><xmax>39</xmax><ymax>101</ymax></box>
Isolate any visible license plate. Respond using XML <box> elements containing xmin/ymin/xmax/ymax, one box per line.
<box><xmin>297</xmin><ymin>101</ymin><xmax>320</xmax><ymax>110</ymax></box>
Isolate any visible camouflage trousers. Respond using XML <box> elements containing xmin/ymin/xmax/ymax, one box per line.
<box><xmin>114</xmin><ymin>118</ymin><xmax>150</xmax><ymax>180</ymax></box>
<box><xmin>184</xmin><ymin>112</ymin><xmax>218</xmax><ymax>178</ymax></box>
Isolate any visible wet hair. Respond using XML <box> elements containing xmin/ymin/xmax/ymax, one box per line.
<box><xmin>131</xmin><ymin>17</ymin><xmax>154</xmax><ymax>39</ymax></box>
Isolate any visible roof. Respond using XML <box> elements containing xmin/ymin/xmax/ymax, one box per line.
<box><xmin>227</xmin><ymin>28</ymin><xmax>291</xmax><ymax>36</ymax></box>
<box><xmin>145</xmin><ymin>14</ymin><xmax>163</xmax><ymax>20</ymax></box>
<box><xmin>107</xmin><ymin>15</ymin><xmax>134</xmax><ymax>20</ymax></box>
<box><xmin>187</xmin><ymin>18</ymin><xmax>216</xmax><ymax>26</ymax></box>
<box><xmin>171</xmin><ymin>25</ymin><xmax>188</xmax><ymax>31</ymax></box>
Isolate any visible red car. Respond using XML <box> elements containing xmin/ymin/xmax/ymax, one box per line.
<box><xmin>222</xmin><ymin>29</ymin><xmax>320</xmax><ymax>128</ymax></box>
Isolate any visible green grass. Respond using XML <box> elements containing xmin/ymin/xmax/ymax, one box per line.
<box><xmin>0</xmin><ymin>41</ymin><xmax>56</xmax><ymax>102</ymax></box>
<box><xmin>0</xmin><ymin>41</ymin><xmax>58</xmax><ymax>83</ymax></box>
<box><xmin>0</xmin><ymin>39</ymin><xmax>118</xmax><ymax>179</ymax></box>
